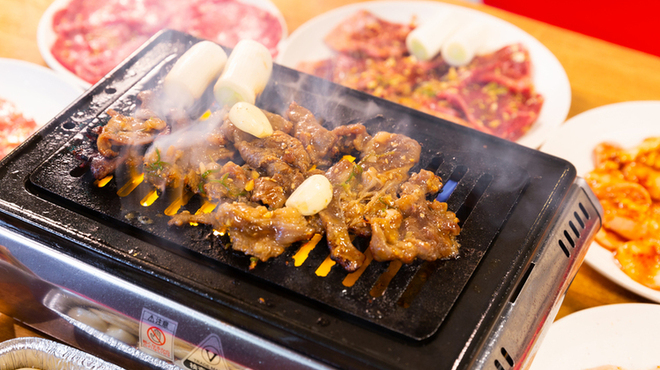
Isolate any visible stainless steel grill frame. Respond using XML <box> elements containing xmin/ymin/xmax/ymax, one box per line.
<box><xmin>0</xmin><ymin>30</ymin><xmax>602</xmax><ymax>370</ymax></box>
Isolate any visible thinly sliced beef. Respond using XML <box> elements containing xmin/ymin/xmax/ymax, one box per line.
<box><xmin>296</xmin><ymin>10</ymin><xmax>544</xmax><ymax>142</ymax></box>
<box><xmin>435</xmin><ymin>82</ymin><xmax>543</xmax><ymax>140</ymax></box>
<box><xmin>286</xmin><ymin>102</ymin><xmax>337</xmax><ymax>167</ymax></box>
<box><xmin>323</xmin><ymin>9</ymin><xmax>412</xmax><ymax>59</ymax></box>
<box><xmin>320</xmin><ymin>159</ymin><xmax>366</xmax><ymax>272</ymax></box>
<box><xmin>200</xmin><ymin>161</ymin><xmax>252</xmax><ymax>201</ymax></box>
<box><xmin>462</xmin><ymin>43</ymin><xmax>535</xmax><ymax>96</ymax></box>
<box><xmin>359</xmin><ymin>131</ymin><xmax>420</xmax><ymax>173</ymax></box>
<box><xmin>251</xmin><ymin>177</ymin><xmax>286</xmax><ymax>209</ymax></box>
<box><xmin>236</xmin><ymin>130</ymin><xmax>310</xmax><ymax>207</ymax></box>
<box><xmin>169</xmin><ymin>202</ymin><xmax>315</xmax><ymax>261</ymax></box>
<box><xmin>90</xmin><ymin>150</ymin><xmax>142</xmax><ymax>180</ymax></box>
<box><xmin>319</xmin><ymin>132</ymin><xmax>424</xmax><ymax>270</ymax></box>
<box><xmin>143</xmin><ymin>131</ymin><xmax>236</xmax><ymax>191</ymax></box>
<box><xmin>97</xmin><ymin>109</ymin><xmax>167</xmax><ymax>158</ymax></box>
<box><xmin>330</xmin><ymin>123</ymin><xmax>372</xmax><ymax>156</ymax></box>
<box><xmin>369</xmin><ymin>170</ymin><xmax>460</xmax><ymax>263</ymax></box>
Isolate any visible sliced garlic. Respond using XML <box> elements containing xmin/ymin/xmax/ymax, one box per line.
<box><xmin>163</xmin><ymin>41</ymin><xmax>227</xmax><ymax>110</ymax></box>
<box><xmin>286</xmin><ymin>174</ymin><xmax>333</xmax><ymax>215</ymax></box>
<box><xmin>228</xmin><ymin>102</ymin><xmax>273</xmax><ymax>138</ymax></box>
<box><xmin>214</xmin><ymin>39</ymin><xmax>273</xmax><ymax>107</ymax></box>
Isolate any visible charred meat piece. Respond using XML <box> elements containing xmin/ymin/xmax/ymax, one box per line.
<box><xmin>287</xmin><ymin>102</ymin><xmax>338</xmax><ymax>167</ymax></box>
<box><xmin>330</xmin><ymin>123</ymin><xmax>372</xmax><ymax>156</ymax></box>
<box><xmin>200</xmin><ymin>161</ymin><xmax>253</xmax><ymax>202</ymax></box>
<box><xmin>359</xmin><ymin>131</ymin><xmax>421</xmax><ymax>173</ymax></box>
<box><xmin>320</xmin><ymin>159</ymin><xmax>367</xmax><ymax>272</ymax></box>
<box><xmin>346</xmin><ymin>132</ymin><xmax>421</xmax><ymax>235</ymax></box>
<box><xmin>369</xmin><ymin>170</ymin><xmax>460</xmax><ymax>263</ymax></box>
<box><xmin>251</xmin><ymin>177</ymin><xmax>287</xmax><ymax>209</ymax></box>
<box><xmin>143</xmin><ymin>128</ymin><xmax>236</xmax><ymax>192</ymax></box>
<box><xmin>97</xmin><ymin>109</ymin><xmax>167</xmax><ymax>158</ymax></box>
<box><xmin>262</xmin><ymin>109</ymin><xmax>293</xmax><ymax>134</ymax></box>
<box><xmin>319</xmin><ymin>132</ymin><xmax>424</xmax><ymax>270</ymax></box>
<box><xmin>90</xmin><ymin>149</ymin><xmax>142</xmax><ymax>180</ymax></box>
<box><xmin>169</xmin><ymin>202</ymin><xmax>316</xmax><ymax>262</ymax></box>
<box><xmin>236</xmin><ymin>130</ymin><xmax>311</xmax><ymax>199</ymax></box>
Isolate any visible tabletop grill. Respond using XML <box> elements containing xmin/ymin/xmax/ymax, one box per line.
<box><xmin>0</xmin><ymin>30</ymin><xmax>601</xmax><ymax>370</ymax></box>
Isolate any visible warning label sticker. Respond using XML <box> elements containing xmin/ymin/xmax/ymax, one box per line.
<box><xmin>182</xmin><ymin>334</ymin><xmax>229</xmax><ymax>370</ymax></box>
<box><xmin>139</xmin><ymin>308</ymin><xmax>178</xmax><ymax>361</ymax></box>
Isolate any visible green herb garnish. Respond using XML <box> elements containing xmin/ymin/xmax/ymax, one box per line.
<box><xmin>144</xmin><ymin>148</ymin><xmax>169</xmax><ymax>173</ymax></box>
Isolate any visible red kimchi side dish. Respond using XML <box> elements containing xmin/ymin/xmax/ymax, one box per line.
<box><xmin>297</xmin><ymin>10</ymin><xmax>544</xmax><ymax>142</ymax></box>
<box><xmin>586</xmin><ymin>137</ymin><xmax>660</xmax><ymax>290</ymax></box>
<box><xmin>0</xmin><ymin>98</ymin><xmax>38</xmax><ymax>159</ymax></box>
<box><xmin>51</xmin><ymin>0</ymin><xmax>283</xmax><ymax>84</ymax></box>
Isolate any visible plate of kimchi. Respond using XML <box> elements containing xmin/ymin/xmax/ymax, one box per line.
<box><xmin>37</xmin><ymin>0</ymin><xmax>287</xmax><ymax>88</ymax></box>
<box><xmin>541</xmin><ymin>101</ymin><xmax>660</xmax><ymax>303</ymax></box>
<box><xmin>529</xmin><ymin>303</ymin><xmax>660</xmax><ymax>370</ymax></box>
<box><xmin>276</xmin><ymin>1</ymin><xmax>570</xmax><ymax>149</ymax></box>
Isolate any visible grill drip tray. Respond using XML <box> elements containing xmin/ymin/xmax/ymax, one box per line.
<box><xmin>0</xmin><ymin>30</ymin><xmax>602</xmax><ymax>370</ymax></box>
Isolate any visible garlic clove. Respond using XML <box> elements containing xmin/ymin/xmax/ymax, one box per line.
<box><xmin>228</xmin><ymin>102</ymin><xmax>273</xmax><ymax>138</ymax></box>
<box><xmin>286</xmin><ymin>174</ymin><xmax>333</xmax><ymax>215</ymax></box>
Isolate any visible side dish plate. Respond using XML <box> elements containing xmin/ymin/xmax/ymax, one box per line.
<box><xmin>276</xmin><ymin>1</ymin><xmax>571</xmax><ymax>149</ymax></box>
<box><xmin>37</xmin><ymin>0</ymin><xmax>288</xmax><ymax>89</ymax></box>
<box><xmin>0</xmin><ymin>58</ymin><xmax>82</xmax><ymax>126</ymax></box>
<box><xmin>540</xmin><ymin>100</ymin><xmax>660</xmax><ymax>303</ymax></box>
<box><xmin>530</xmin><ymin>303</ymin><xmax>660</xmax><ymax>370</ymax></box>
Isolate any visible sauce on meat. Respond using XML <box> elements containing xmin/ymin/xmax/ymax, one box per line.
<box><xmin>51</xmin><ymin>0</ymin><xmax>283</xmax><ymax>84</ymax></box>
<box><xmin>0</xmin><ymin>98</ymin><xmax>38</xmax><ymax>159</ymax></box>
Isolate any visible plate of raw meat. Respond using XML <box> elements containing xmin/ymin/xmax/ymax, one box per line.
<box><xmin>277</xmin><ymin>1</ymin><xmax>570</xmax><ymax>149</ymax></box>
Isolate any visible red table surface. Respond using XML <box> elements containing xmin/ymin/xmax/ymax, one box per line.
<box><xmin>484</xmin><ymin>0</ymin><xmax>660</xmax><ymax>58</ymax></box>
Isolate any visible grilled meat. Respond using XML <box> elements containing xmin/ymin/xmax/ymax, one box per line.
<box><xmin>287</xmin><ymin>102</ymin><xmax>338</xmax><ymax>167</ymax></box>
<box><xmin>93</xmin><ymin>99</ymin><xmax>461</xmax><ymax>270</ymax></box>
<box><xmin>97</xmin><ymin>109</ymin><xmax>167</xmax><ymax>158</ymax></box>
<box><xmin>169</xmin><ymin>202</ymin><xmax>316</xmax><ymax>262</ymax></box>
<box><xmin>320</xmin><ymin>158</ymin><xmax>366</xmax><ymax>272</ymax></box>
<box><xmin>369</xmin><ymin>170</ymin><xmax>460</xmax><ymax>263</ymax></box>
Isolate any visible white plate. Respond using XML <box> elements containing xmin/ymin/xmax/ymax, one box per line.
<box><xmin>37</xmin><ymin>0</ymin><xmax>288</xmax><ymax>89</ymax></box>
<box><xmin>0</xmin><ymin>58</ymin><xmax>83</xmax><ymax>126</ymax></box>
<box><xmin>276</xmin><ymin>1</ymin><xmax>571</xmax><ymax>149</ymax></box>
<box><xmin>540</xmin><ymin>101</ymin><xmax>660</xmax><ymax>303</ymax></box>
<box><xmin>530</xmin><ymin>303</ymin><xmax>660</xmax><ymax>370</ymax></box>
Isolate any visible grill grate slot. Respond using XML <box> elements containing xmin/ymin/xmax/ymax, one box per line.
<box><xmin>455</xmin><ymin>173</ymin><xmax>494</xmax><ymax>227</ymax></box>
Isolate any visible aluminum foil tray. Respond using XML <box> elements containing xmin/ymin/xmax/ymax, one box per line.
<box><xmin>0</xmin><ymin>337</ymin><xmax>124</xmax><ymax>370</ymax></box>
